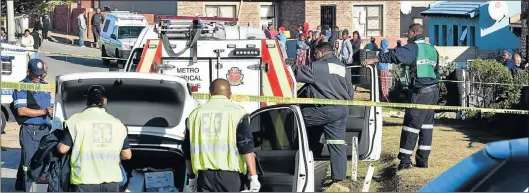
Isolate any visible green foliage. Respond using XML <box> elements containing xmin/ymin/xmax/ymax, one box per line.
<box><xmin>465</xmin><ymin>58</ymin><xmax>527</xmax><ymax>118</ymax></box>
<box><xmin>1</xmin><ymin>0</ymin><xmax>71</xmax><ymax>15</ymax></box>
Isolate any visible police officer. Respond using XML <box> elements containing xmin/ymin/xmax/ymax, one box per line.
<box><xmin>290</xmin><ymin>42</ymin><xmax>354</xmax><ymax>183</ymax></box>
<box><xmin>183</xmin><ymin>79</ymin><xmax>260</xmax><ymax>192</ymax></box>
<box><xmin>57</xmin><ymin>85</ymin><xmax>132</xmax><ymax>192</ymax></box>
<box><xmin>362</xmin><ymin>23</ymin><xmax>440</xmax><ymax>170</ymax></box>
<box><xmin>13</xmin><ymin>59</ymin><xmax>54</xmax><ymax>191</ymax></box>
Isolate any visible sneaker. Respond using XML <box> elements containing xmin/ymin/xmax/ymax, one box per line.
<box><xmin>397</xmin><ymin>163</ymin><xmax>412</xmax><ymax>171</ymax></box>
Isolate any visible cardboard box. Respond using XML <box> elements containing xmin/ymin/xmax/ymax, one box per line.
<box><xmin>144</xmin><ymin>170</ymin><xmax>174</xmax><ymax>189</ymax></box>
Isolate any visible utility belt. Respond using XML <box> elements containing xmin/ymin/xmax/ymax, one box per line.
<box><xmin>411</xmin><ymin>84</ymin><xmax>438</xmax><ymax>94</ymax></box>
<box><xmin>22</xmin><ymin>123</ymin><xmax>51</xmax><ymax>130</ymax></box>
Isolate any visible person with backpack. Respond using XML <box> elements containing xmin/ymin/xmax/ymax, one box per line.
<box><xmin>12</xmin><ymin>59</ymin><xmax>54</xmax><ymax>191</ymax></box>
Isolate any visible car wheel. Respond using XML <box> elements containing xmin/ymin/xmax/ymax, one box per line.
<box><xmin>1</xmin><ymin>111</ymin><xmax>6</xmax><ymax>135</ymax></box>
<box><xmin>101</xmin><ymin>46</ymin><xmax>110</xmax><ymax>65</ymax></box>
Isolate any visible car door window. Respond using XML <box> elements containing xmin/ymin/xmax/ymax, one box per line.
<box><xmin>126</xmin><ymin>48</ymin><xmax>143</xmax><ymax>72</ymax></box>
<box><xmin>102</xmin><ymin>20</ymin><xmax>110</xmax><ymax>33</ymax></box>
<box><xmin>470</xmin><ymin>160</ymin><xmax>529</xmax><ymax>192</ymax></box>
<box><xmin>250</xmin><ymin>108</ymin><xmax>299</xmax><ymax>151</ymax></box>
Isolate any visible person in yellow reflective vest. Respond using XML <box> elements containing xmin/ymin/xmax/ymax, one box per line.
<box><xmin>57</xmin><ymin>85</ymin><xmax>132</xmax><ymax>192</ymax></box>
<box><xmin>183</xmin><ymin>79</ymin><xmax>260</xmax><ymax>192</ymax></box>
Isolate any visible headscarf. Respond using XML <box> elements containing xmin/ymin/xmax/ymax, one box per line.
<box><xmin>380</xmin><ymin>39</ymin><xmax>389</xmax><ymax>53</ymax></box>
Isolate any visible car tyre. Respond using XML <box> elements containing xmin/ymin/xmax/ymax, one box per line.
<box><xmin>1</xmin><ymin>111</ymin><xmax>6</xmax><ymax>135</ymax></box>
<box><xmin>101</xmin><ymin>46</ymin><xmax>111</xmax><ymax>66</ymax></box>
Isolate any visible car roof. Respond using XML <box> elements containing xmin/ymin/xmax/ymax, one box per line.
<box><xmin>57</xmin><ymin>72</ymin><xmax>188</xmax><ymax>86</ymax></box>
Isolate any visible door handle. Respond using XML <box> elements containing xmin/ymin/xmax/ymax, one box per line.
<box><xmin>247</xmin><ymin>62</ymin><xmax>269</xmax><ymax>72</ymax></box>
<box><xmin>299</xmin><ymin>174</ymin><xmax>306</xmax><ymax>177</ymax></box>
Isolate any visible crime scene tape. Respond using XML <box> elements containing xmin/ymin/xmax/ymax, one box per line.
<box><xmin>1</xmin><ymin>47</ymin><xmax>127</xmax><ymax>61</ymax></box>
<box><xmin>350</xmin><ymin>75</ymin><xmax>529</xmax><ymax>87</ymax></box>
<box><xmin>2</xmin><ymin>81</ymin><xmax>528</xmax><ymax>115</ymax></box>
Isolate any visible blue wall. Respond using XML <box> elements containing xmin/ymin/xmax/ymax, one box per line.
<box><xmin>476</xmin><ymin>1</ymin><xmax>520</xmax><ymax>50</ymax></box>
<box><xmin>426</xmin><ymin>1</ymin><xmax>520</xmax><ymax>50</ymax></box>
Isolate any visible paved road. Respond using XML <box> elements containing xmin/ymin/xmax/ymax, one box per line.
<box><xmin>1</xmin><ymin>41</ymin><xmax>109</xmax><ymax>192</ymax></box>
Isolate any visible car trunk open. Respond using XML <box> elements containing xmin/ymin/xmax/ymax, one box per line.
<box><xmin>59</xmin><ymin>77</ymin><xmax>189</xmax><ymax>191</ymax></box>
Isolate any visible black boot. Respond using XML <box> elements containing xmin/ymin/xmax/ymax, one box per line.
<box><xmin>415</xmin><ymin>162</ymin><xmax>429</xmax><ymax>168</ymax></box>
<box><xmin>397</xmin><ymin>162</ymin><xmax>413</xmax><ymax>171</ymax></box>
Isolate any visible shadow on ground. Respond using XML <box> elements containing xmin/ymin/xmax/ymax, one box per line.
<box><xmin>436</xmin><ymin>118</ymin><xmax>500</xmax><ymax>147</ymax></box>
<box><xmin>48</xmin><ymin>56</ymin><xmax>106</xmax><ymax>68</ymax></box>
<box><xmin>1</xmin><ymin>147</ymin><xmax>21</xmax><ymax>170</ymax></box>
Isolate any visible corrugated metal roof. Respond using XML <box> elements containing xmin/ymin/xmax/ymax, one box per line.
<box><xmin>421</xmin><ymin>1</ymin><xmax>487</xmax><ymax>18</ymax></box>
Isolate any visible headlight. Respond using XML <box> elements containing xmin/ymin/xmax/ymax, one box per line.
<box><xmin>121</xmin><ymin>44</ymin><xmax>131</xmax><ymax>50</ymax></box>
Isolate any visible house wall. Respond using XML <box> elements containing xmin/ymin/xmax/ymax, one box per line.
<box><xmin>99</xmin><ymin>0</ymin><xmax>177</xmax><ymax>20</ymax></box>
<box><xmin>477</xmin><ymin>1</ymin><xmax>521</xmax><ymax>50</ymax></box>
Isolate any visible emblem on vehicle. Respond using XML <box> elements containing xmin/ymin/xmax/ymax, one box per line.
<box><xmin>227</xmin><ymin>67</ymin><xmax>244</xmax><ymax>86</ymax></box>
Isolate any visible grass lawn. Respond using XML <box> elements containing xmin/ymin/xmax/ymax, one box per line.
<box><xmin>322</xmin><ymin>117</ymin><xmax>502</xmax><ymax>192</ymax></box>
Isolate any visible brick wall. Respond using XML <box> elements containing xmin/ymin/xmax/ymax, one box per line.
<box><xmin>177</xmin><ymin>1</ymin><xmax>204</xmax><ymax>16</ymax></box>
<box><xmin>277</xmin><ymin>0</ymin><xmax>305</xmax><ymax>35</ymax></box>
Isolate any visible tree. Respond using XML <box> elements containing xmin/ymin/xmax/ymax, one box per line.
<box><xmin>1</xmin><ymin>0</ymin><xmax>70</xmax><ymax>16</ymax></box>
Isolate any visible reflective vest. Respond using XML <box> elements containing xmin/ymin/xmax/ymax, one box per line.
<box><xmin>187</xmin><ymin>95</ymin><xmax>248</xmax><ymax>175</ymax></box>
<box><xmin>401</xmin><ymin>39</ymin><xmax>438</xmax><ymax>87</ymax></box>
<box><xmin>66</xmin><ymin>107</ymin><xmax>127</xmax><ymax>185</ymax></box>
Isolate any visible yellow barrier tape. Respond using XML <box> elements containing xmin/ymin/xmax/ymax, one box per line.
<box><xmin>1</xmin><ymin>47</ymin><xmax>127</xmax><ymax>61</ymax></box>
<box><xmin>3</xmin><ymin>81</ymin><xmax>527</xmax><ymax>115</ymax></box>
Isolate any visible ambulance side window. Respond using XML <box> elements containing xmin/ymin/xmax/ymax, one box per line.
<box><xmin>126</xmin><ymin>48</ymin><xmax>143</xmax><ymax>71</ymax></box>
<box><xmin>102</xmin><ymin>20</ymin><xmax>110</xmax><ymax>33</ymax></box>
<box><xmin>250</xmin><ymin>108</ymin><xmax>299</xmax><ymax>151</ymax></box>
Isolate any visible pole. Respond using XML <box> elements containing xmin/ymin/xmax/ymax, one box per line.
<box><xmin>7</xmin><ymin>0</ymin><xmax>15</xmax><ymax>41</ymax></box>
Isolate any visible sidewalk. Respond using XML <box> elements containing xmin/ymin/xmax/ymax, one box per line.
<box><xmin>48</xmin><ymin>31</ymin><xmax>97</xmax><ymax>48</ymax></box>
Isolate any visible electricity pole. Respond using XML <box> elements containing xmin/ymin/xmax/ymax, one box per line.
<box><xmin>7</xmin><ymin>0</ymin><xmax>15</xmax><ymax>41</ymax></box>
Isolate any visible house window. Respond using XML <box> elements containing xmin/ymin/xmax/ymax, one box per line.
<box><xmin>321</xmin><ymin>5</ymin><xmax>337</xmax><ymax>30</ymax></box>
<box><xmin>413</xmin><ymin>18</ymin><xmax>423</xmax><ymax>25</ymax></box>
<box><xmin>205</xmin><ymin>5</ymin><xmax>236</xmax><ymax>18</ymax></box>
<box><xmin>260</xmin><ymin>5</ymin><xmax>276</xmax><ymax>29</ymax></box>
<box><xmin>353</xmin><ymin>5</ymin><xmax>383</xmax><ymax>38</ymax></box>
<box><xmin>442</xmin><ymin>25</ymin><xmax>447</xmax><ymax>46</ymax></box>
<box><xmin>461</xmin><ymin>26</ymin><xmax>468</xmax><ymax>46</ymax></box>
<box><xmin>434</xmin><ymin>25</ymin><xmax>439</xmax><ymax>46</ymax></box>
<box><xmin>470</xmin><ymin>26</ymin><xmax>476</xmax><ymax>46</ymax></box>
<box><xmin>453</xmin><ymin>25</ymin><xmax>459</xmax><ymax>46</ymax></box>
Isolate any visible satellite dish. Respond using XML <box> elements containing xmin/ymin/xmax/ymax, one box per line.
<box><xmin>401</xmin><ymin>1</ymin><xmax>412</xmax><ymax>15</ymax></box>
<box><xmin>488</xmin><ymin>1</ymin><xmax>508</xmax><ymax>21</ymax></box>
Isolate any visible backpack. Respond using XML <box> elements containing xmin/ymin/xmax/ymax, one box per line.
<box><xmin>9</xmin><ymin>81</ymin><xmax>42</xmax><ymax>125</ymax></box>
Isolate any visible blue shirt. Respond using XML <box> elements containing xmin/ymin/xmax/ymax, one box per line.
<box><xmin>14</xmin><ymin>77</ymin><xmax>52</xmax><ymax>125</ymax></box>
<box><xmin>503</xmin><ymin>59</ymin><xmax>516</xmax><ymax>70</ymax></box>
<box><xmin>275</xmin><ymin>33</ymin><xmax>287</xmax><ymax>44</ymax></box>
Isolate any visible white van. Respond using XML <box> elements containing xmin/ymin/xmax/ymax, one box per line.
<box><xmin>51</xmin><ymin>66</ymin><xmax>383</xmax><ymax>192</ymax></box>
<box><xmin>99</xmin><ymin>11</ymin><xmax>148</xmax><ymax>66</ymax></box>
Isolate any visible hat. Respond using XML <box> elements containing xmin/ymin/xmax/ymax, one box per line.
<box><xmin>342</xmin><ymin>29</ymin><xmax>349</xmax><ymax>35</ymax></box>
<box><xmin>278</xmin><ymin>26</ymin><xmax>286</xmax><ymax>31</ymax></box>
<box><xmin>504</xmin><ymin>49</ymin><xmax>513</xmax><ymax>56</ymax></box>
<box><xmin>27</xmin><ymin>59</ymin><xmax>46</xmax><ymax>75</ymax></box>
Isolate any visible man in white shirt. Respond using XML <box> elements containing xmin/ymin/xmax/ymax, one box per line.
<box><xmin>77</xmin><ymin>10</ymin><xmax>87</xmax><ymax>47</ymax></box>
<box><xmin>20</xmin><ymin>29</ymin><xmax>34</xmax><ymax>48</ymax></box>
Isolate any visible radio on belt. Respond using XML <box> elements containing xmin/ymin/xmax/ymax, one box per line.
<box><xmin>232</xmin><ymin>48</ymin><xmax>260</xmax><ymax>57</ymax></box>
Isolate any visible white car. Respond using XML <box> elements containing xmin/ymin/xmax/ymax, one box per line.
<box><xmin>51</xmin><ymin>65</ymin><xmax>382</xmax><ymax>192</ymax></box>
<box><xmin>99</xmin><ymin>11</ymin><xmax>148</xmax><ymax>67</ymax></box>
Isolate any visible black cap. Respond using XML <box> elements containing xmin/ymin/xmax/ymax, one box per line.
<box><xmin>86</xmin><ymin>85</ymin><xmax>106</xmax><ymax>106</ymax></box>
<box><xmin>28</xmin><ymin>59</ymin><xmax>46</xmax><ymax>76</ymax></box>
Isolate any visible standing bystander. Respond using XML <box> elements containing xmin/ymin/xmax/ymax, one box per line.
<box><xmin>338</xmin><ymin>29</ymin><xmax>353</xmax><ymax>66</ymax></box>
<box><xmin>41</xmin><ymin>14</ymin><xmax>51</xmax><ymax>42</ymax></box>
<box><xmin>77</xmin><ymin>10</ymin><xmax>87</xmax><ymax>47</ymax></box>
<box><xmin>378</xmin><ymin>39</ymin><xmax>391</xmax><ymax>102</ymax></box>
<box><xmin>91</xmin><ymin>8</ymin><xmax>105</xmax><ymax>48</ymax></box>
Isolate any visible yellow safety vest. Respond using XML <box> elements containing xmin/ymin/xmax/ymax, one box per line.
<box><xmin>187</xmin><ymin>95</ymin><xmax>248</xmax><ymax>175</ymax></box>
<box><xmin>66</xmin><ymin>107</ymin><xmax>127</xmax><ymax>185</ymax></box>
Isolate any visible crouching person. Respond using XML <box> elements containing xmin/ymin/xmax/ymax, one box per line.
<box><xmin>57</xmin><ymin>85</ymin><xmax>132</xmax><ymax>192</ymax></box>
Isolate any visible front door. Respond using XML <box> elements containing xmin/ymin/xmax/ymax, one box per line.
<box><xmin>249</xmin><ymin>105</ymin><xmax>312</xmax><ymax>192</ymax></box>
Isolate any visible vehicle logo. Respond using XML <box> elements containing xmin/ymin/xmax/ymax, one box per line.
<box><xmin>227</xmin><ymin>67</ymin><xmax>244</xmax><ymax>86</ymax></box>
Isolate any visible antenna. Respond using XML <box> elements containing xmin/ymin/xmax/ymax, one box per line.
<box><xmin>401</xmin><ymin>1</ymin><xmax>412</xmax><ymax>15</ymax></box>
<box><xmin>488</xmin><ymin>1</ymin><xmax>508</xmax><ymax>22</ymax></box>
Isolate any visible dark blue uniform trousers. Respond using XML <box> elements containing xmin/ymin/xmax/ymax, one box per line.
<box><xmin>302</xmin><ymin>106</ymin><xmax>349</xmax><ymax>181</ymax></box>
<box><xmin>398</xmin><ymin>86</ymin><xmax>440</xmax><ymax>165</ymax></box>
<box><xmin>15</xmin><ymin>124</ymin><xmax>51</xmax><ymax>191</ymax></box>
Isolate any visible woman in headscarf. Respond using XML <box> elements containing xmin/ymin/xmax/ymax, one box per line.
<box><xmin>378</xmin><ymin>39</ymin><xmax>391</xmax><ymax>102</ymax></box>
<box><xmin>350</xmin><ymin>31</ymin><xmax>362</xmax><ymax>64</ymax></box>
<box><xmin>296</xmin><ymin>34</ymin><xmax>310</xmax><ymax>65</ymax></box>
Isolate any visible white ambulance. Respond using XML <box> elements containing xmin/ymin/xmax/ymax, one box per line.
<box><xmin>99</xmin><ymin>11</ymin><xmax>148</xmax><ymax>66</ymax></box>
<box><xmin>103</xmin><ymin>16</ymin><xmax>383</xmax><ymax>192</ymax></box>
<box><xmin>1</xmin><ymin>43</ymin><xmax>30</xmax><ymax>132</ymax></box>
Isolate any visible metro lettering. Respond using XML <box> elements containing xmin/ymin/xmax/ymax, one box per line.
<box><xmin>176</xmin><ymin>68</ymin><xmax>200</xmax><ymax>73</ymax></box>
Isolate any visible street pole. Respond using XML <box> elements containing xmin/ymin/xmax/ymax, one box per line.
<box><xmin>7</xmin><ymin>0</ymin><xmax>15</xmax><ymax>41</ymax></box>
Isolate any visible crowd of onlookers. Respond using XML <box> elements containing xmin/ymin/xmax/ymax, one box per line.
<box><xmin>501</xmin><ymin>49</ymin><xmax>526</xmax><ymax>73</ymax></box>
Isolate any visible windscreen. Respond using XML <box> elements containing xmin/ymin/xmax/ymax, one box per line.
<box><xmin>60</xmin><ymin>78</ymin><xmax>186</xmax><ymax>127</ymax></box>
<box><xmin>118</xmin><ymin>26</ymin><xmax>144</xmax><ymax>39</ymax></box>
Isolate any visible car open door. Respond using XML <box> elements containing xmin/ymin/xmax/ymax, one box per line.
<box><xmin>314</xmin><ymin>65</ymin><xmax>383</xmax><ymax>161</ymax></box>
<box><xmin>249</xmin><ymin>105</ymin><xmax>314</xmax><ymax>192</ymax></box>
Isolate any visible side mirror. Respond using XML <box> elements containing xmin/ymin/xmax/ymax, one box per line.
<box><xmin>110</xmin><ymin>34</ymin><xmax>116</xmax><ymax>39</ymax></box>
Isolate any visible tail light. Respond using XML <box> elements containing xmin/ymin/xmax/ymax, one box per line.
<box><xmin>1</xmin><ymin>56</ymin><xmax>13</xmax><ymax>75</ymax></box>
<box><xmin>191</xmin><ymin>86</ymin><xmax>199</xmax><ymax>92</ymax></box>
